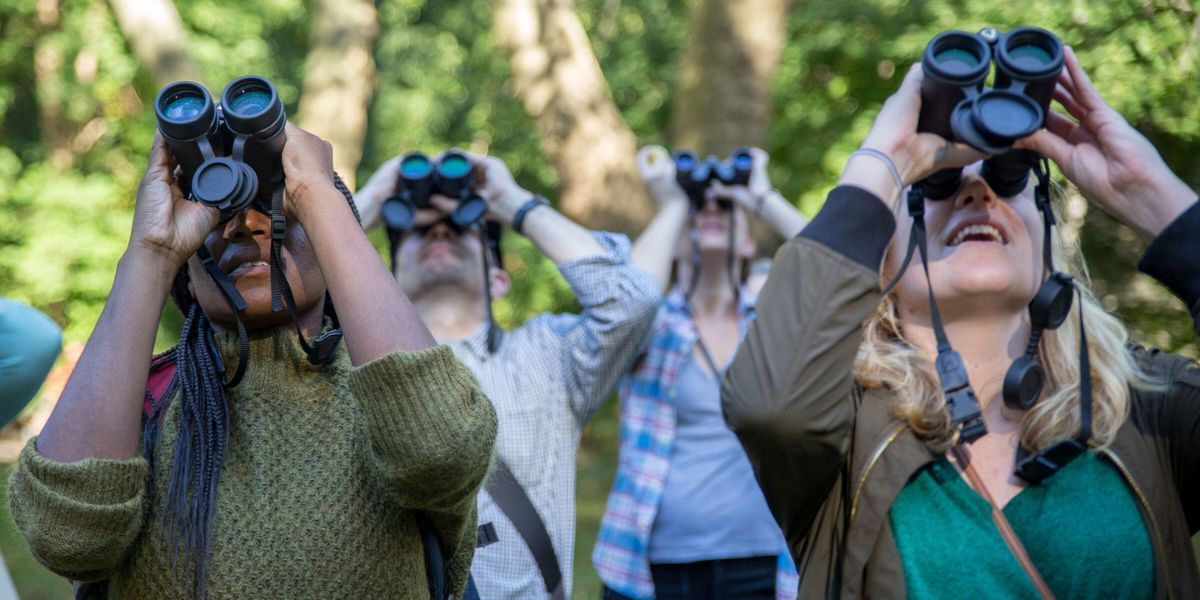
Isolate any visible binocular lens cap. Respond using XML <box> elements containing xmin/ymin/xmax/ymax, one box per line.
<box><xmin>452</xmin><ymin>197</ymin><xmax>488</xmax><ymax>227</ymax></box>
<box><xmin>1003</xmin><ymin>356</ymin><xmax>1044</xmax><ymax>411</ymax></box>
<box><xmin>950</xmin><ymin>91</ymin><xmax>1042</xmax><ymax>154</ymax></box>
<box><xmin>1031</xmin><ymin>275</ymin><xmax>1075</xmax><ymax>329</ymax></box>
<box><xmin>192</xmin><ymin>158</ymin><xmax>258</xmax><ymax>211</ymax></box>
<box><xmin>381</xmin><ymin>197</ymin><xmax>416</xmax><ymax>231</ymax></box>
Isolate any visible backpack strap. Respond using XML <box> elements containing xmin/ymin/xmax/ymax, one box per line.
<box><xmin>485</xmin><ymin>459</ymin><xmax>564</xmax><ymax>599</ymax></box>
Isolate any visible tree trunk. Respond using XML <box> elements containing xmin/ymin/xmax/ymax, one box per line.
<box><xmin>297</xmin><ymin>0</ymin><xmax>379</xmax><ymax>189</ymax></box>
<box><xmin>493</xmin><ymin>0</ymin><xmax>650</xmax><ymax>234</ymax></box>
<box><xmin>107</xmin><ymin>0</ymin><xmax>201</xmax><ymax>86</ymax></box>
<box><xmin>669</xmin><ymin>0</ymin><xmax>790</xmax><ymax>157</ymax></box>
<box><xmin>671</xmin><ymin>0</ymin><xmax>792</xmax><ymax>248</ymax></box>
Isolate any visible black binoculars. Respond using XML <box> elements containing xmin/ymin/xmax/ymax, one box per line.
<box><xmin>154</xmin><ymin>76</ymin><xmax>287</xmax><ymax>217</ymax></box>
<box><xmin>381</xmin><ymin>150</ymin><xmax>488</xmax><ymax>231</ymax></box>
<box><xmin>673</xmin><ymin>149</ymin><xmax>753</xmax><ymax>210</ymax></box>
<box><xmin>918</xmin><ymin>27</ymin><xmax>1064</xmax><ymax>200</ymax></box>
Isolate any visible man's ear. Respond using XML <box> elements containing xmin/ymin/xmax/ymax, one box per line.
<box><xmin>488</xmin><ymin>266</ymin><xmax>511</xmax><ymax>300</ymax></box>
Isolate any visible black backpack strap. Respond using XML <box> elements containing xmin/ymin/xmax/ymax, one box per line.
<box><xmin>417</xmin><ymin>511</ymin><xmax>495</xmax><ymax>600</ymax></box>
<box><xmin>486</xmin><ymin>460</ymin><xmax>565</xmax><ymax>599</ymax></box>
<box><xmin>416</xmin><ymin>512</ymin><xmax>451</xmax><ymax>600</ymax></box>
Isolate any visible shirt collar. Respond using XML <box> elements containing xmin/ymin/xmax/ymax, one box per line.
<box><xmin>447</xmin><ymin>321</ymin><xmax>501</xmax><ymax>362</ymax></box>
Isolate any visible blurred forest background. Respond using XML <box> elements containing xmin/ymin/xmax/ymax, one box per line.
<box><xmin>0</xmin><ymin>0</ymin><xmax>1198</xmax><ymax>597</ymax></box>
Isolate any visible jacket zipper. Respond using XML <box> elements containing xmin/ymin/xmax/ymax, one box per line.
<box><xmin>849</xmin><ymin>423</ymin><xmax>906</xmax><ymax>523</ymax></box>
<box><xmin>1100</xmin><ymin>447</ymin><xmax>1173</xmax><ymax>600</ymax></box>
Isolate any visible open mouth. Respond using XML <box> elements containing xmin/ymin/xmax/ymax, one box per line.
<box><xmin>228</xmin><ymin>260</ymin><xmax>270</xmax><ymax>276</ymax></box>
<box><xmin>948</xmin><ymin>223</ymin><xmax>1006</xmax><ymax>246</ymax></box>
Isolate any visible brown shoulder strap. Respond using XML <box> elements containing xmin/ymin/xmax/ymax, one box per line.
<box><xmin>950</xmin><ymin>445</ymin><xmax>1056</xmax><ymax>600</ymax></box>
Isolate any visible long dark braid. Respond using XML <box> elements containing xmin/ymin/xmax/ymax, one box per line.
<box><xmin>132</xmin><ymin>178</ymin><xmax>360</xmax><ymax>598</ymax></box>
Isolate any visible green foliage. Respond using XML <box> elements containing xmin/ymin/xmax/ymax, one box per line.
<box><xmin>0</xmin><ymin>0</ymin><xmax>1195</xmax><ymax>352</ymax></box>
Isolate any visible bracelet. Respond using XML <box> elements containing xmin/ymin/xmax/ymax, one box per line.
<box><xmin>849</xmin><ymin>148</ymin><xmax>905</xmax><ymax>201</ymax></box>
<box><xmin>512</xmin><ymin>195</ymin><xmax>550</xmax><ymax>235</ymax></box>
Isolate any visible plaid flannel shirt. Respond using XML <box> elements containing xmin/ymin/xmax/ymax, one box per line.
<box><xmin>592</xmin><ymin>287</ymin><xmax>798</xmax><ymax>599</ymax></box>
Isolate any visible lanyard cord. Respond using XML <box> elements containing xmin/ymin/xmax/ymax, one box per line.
<box><xmin>269</xmin><ymin>184</ymin><xmax>343</xmax><ymax>366</ymax></box>
<box><xmin>881</xmin><ymin>185</ymin><xmax>987</xmax><ymax>442</ymax></box>
<box><xmin>197</xmin><ymin>245</ymin><xmax>249</xmax><ymax>387</ymax></box>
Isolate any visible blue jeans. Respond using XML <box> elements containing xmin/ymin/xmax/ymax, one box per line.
<box><xmin>602</xmin><ymin>555</ymin><xmax>776</xmax><ymax>600</ymax></box>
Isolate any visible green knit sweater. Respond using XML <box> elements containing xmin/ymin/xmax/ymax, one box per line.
<box><xmin>7</xmin><ymin>326</ymin><xmax>498</xmax><ymax>598</ymax></box>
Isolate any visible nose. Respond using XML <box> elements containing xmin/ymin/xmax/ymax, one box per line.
<box><xmin>425</xmin><ymin>220</ymin><xmax>459</xmax><ymax>242</ymax></box>
<box><xmin>222</xmin><ymin>209</ymin><xmax>271</xmax><ymax>241</ymax></box>
<box><xmin>954</xmin><ymin>171</ymin><xmax>999</xmax><ymax>210</ymax></box>
<box><xmin>699</xmin><ymin>189</ymin><xmax>724</xmax><ymax>215</ymax></box>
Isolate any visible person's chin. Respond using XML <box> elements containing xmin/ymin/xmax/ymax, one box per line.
<box><xmin>695</xmin><ymin>236</ymin><xmax>732</xmax><ymax>254</ymax></box>
<box><xmin>420</xmin><ymin>269</ymin><xmax>475</xmax><ymax>289</ymax></box>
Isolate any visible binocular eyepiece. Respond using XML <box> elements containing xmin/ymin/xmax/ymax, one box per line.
<box><xmin>918</xmin><ymin>26</ymin><xmax>1064</xmax><ymax>200</ymax></box>
<box><xmin>381</xmin><ymin>150</ymin><xmax>489</xmax><ymax>231</ymax></box>
<box><xmin>154</xmin><ymin>76</ymin><xmax>287</xmax><ymax>217</ymax></box>
<box><xmin>673</xmin><ymin>148</ymin><xmax>753</xmax><ymax>210</ymax></box>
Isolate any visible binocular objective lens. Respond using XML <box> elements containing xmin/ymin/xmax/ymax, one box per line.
<box><xmin>227</xmin><ymin>89</ymin><xmax>273</xmax><ymax>115</ymax></box>
<box><xmin>163</xmin><ymin>93</ymin><xmax>207</xmax><ymax>121</ymax></box>
<box><xmin>401</xmin><ymin>155</ymin><xmax>433</xmax><ymax>178</ymax></box>
<box><xmin>934</xmin><ymin>47</ymin><xmax>982</xmax><ymax>71</ymax></box>
<box><xmin>1006</xmin><ymin>43</ymin><xmax>1054</xmax><ymax>69</ymax></box>
<box><xmin>733</xmin><ymin>153</ymin><xmax>753</xmax><ymax>169</ymax></box>
<box><xmin>438</xmin><ymin>154</ymin><xmax>471</xmax><ymax>178</ymax></box>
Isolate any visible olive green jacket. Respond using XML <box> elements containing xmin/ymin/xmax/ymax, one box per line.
<box><xmin>722</xmin><ymin>187</ymin><xmax>1200</xmax><ymax>599</ymax></box>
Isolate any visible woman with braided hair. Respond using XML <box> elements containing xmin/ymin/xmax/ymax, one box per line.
<box><xmin>8</xmin><ymin>123</ymin><xmax>498</xmax><ymax>598</ymax></box>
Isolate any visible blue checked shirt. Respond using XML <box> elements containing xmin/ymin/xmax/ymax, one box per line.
<box><xmin>446</xmin><ymin>233</ymin><xmax>659</xmax><ymax>600</ymax></box>
<box><xmin>592</xmin><ymin>287</ymin><xmax>799</xmax><ymax>599</ymax></box>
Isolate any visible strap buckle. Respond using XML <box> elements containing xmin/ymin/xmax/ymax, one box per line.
<box><xmin>1015</xmin><ymin>438</ymin><xmax>1087</xmax><ymax>485</ymax></box>
<box><xmin>936</xmin><ymin>349</ymin><xmax>987</xmax><ymax>442</ymax></box>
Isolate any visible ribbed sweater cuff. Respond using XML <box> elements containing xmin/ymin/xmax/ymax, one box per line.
<box><xmin>798</xmin><ymin>185</ymin><xmax>897</xmax><ymax>271</ymax></box>
<box><xmin>21</xmin><ymin>437</ymin><xmax>147</xmax><ymax>506</ymax></box>
<box><xmin>349</xmin><ymin>345</ymin><xmax>490</xmax><ymax>457</ymax></box>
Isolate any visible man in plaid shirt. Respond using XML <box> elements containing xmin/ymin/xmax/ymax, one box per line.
<box><xmin>356</xmin><ymin>152</ymin><xmax>660</xmax><ymax>599</ymax></box>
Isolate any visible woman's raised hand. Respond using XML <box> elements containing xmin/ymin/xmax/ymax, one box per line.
<box><xmin>129</xmin><ymin>133</ymin><xmax>219</xmax><ymax>270</ymax></box>
<box><xmin>638</xmin><ymin>145</ymin><xmax>687</xmax><ymax>206</ymax></box>
<box><xmin>1016</xmin><ymin>46</ymin><xmax>1196</xmax><ymax>240</ymax></box>
<box><xmin>859</xmin><ymin>64</ymin><xmax>987</xmax><ymax>186</ymax></box>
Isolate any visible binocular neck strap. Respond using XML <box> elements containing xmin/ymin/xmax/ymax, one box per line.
<box><xmin>1075</xmin><ymin>287</ymin><xmax>1093</xmax><ymax>442</ymax></box>
<box><xmin>884</xmin><ymin>185</ymin><xmax>987</xmax><ymax>442</ymax></box>
<box><xmin>1034</xmin><ymin>158</ymin><xmax>1057</xmax><ymax>272</ymax></box>
<box><xmin>481</xmin><ymin>239</ymin><xmax>499</xmax><ymax>353</ymax></box>
<box><xmin>197</xmin><ymin>245</ymin><xmax>249</xmax><ymax>387</ymax></box>
<box><xmin>268</xmin><ymin>185</ymin><xmax>343</xmax><ymax>366</ymax></box>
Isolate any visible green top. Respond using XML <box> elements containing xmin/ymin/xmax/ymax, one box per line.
<box><xmin>7</xmin><ymin>326</ymin><xmax>498</xmax><ymax>598</ymax></box>
<box><xmin>889</xmin><ymin>451</ymin><xmax>1153</xmax><ymax>599</ymax></box>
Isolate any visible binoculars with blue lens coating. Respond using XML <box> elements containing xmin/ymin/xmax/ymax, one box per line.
<box><xmin>918</xmin><ymin>27</ymin><xmax>1064</xmax><ymax>200</ymax></box>
<box><xmin>673</xmin><ymin>148</ymin><xmax>753</xmax><ymax>210</ymax></box>
<box><xmin>154</xmin><ymin>76</ymin><xmax>287</xmax><ymax>217</ymax></box>
<box><xmin>381</xmin><ymin>150</ymin><xmax>488</xmax><ymax>231</ymax></box>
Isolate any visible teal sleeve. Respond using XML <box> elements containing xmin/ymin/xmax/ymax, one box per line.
<box><xmin>0</xmin><ymin>299</ymin><xmax>62</xmax><ymax>425</ymax></box>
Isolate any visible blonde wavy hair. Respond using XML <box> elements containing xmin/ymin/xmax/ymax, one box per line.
<box><xmin>853</xmin><ymin>184</ymin><xmax>1158</xmax><ymax>452</ymax></box>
